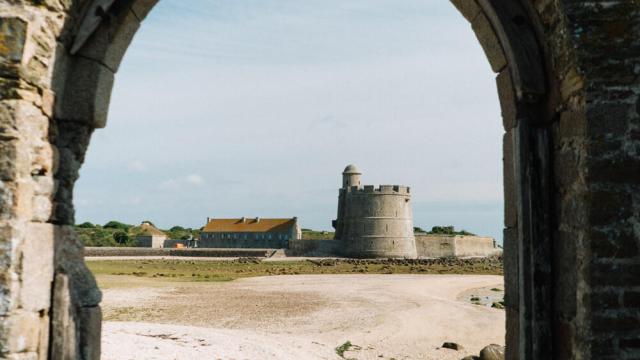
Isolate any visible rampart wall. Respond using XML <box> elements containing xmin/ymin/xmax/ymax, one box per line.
<box><xmin>414</xmin><ymin>235</ymin><xmax>501</xmax><ymax>258</ymax></box>
<box><xmin>287</xmin><ymin>239</ymin><xmax>339</xmax><ymax>256</ymax></box>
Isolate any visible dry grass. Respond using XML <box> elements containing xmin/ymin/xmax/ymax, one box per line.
<box><xmin>87</xmin><ymin>257</ymin><xmax>503</xmax><ymax>287</ymax></box>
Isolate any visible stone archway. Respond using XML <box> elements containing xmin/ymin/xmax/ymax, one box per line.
<box><xmin>0</xmin><ymin>1</ymin><xmax>638</xmax><ymax>359</ymax></box>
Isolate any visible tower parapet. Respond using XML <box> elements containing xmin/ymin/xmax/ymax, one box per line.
<box><xmin>345</xmin><ymin>185</ymin><xmax>411</xmax><ymax>194</ymax></box>
<box><xmin>333</xmin><ymin>165</ymin><xmax>417</xmax><ymax>258</ymax></box>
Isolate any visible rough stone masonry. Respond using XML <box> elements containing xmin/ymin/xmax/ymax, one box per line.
<box><xmin>0</xmin><ymin>0</ymin><xmax>638</xmax><ymax>359</ymax></box>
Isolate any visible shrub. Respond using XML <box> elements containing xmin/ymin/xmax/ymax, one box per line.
<box><xmin>77</xmin><ymin>222</ymin><xmax>94</xmax><ymax>228</ymax></box>
<box><xmin>113</xmin><ymin>231</ymin><xmax>129</xmax><ymax>244</ymax></box>
<box><xmin>428</xmin><ymin>226</ymin><xmax>475</xmax><ymax>236</ymax></box>
<box><xmin>104</xmin><ymin>221</ymin><xmax>131</xmax><ymax>230</ymax></box>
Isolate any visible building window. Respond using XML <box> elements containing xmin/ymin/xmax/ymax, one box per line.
<box><xmin>267</xmin><ymin>234</ymin><xmax>272</xmax><ymax>240</ymax></box>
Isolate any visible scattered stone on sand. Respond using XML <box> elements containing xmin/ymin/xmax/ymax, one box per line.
<box><xmin>236</xmin><ymin>257</ymin><xmax>262</xmax><ymax>264</ymax></box>
<box><xmin>442</xmin><ymin>342</ymin><xmax>465</xmax><ymax>351</ymax></box>
<box><xmin>479</xmin><ymin>344</ymin><xmax>505</xmax><ymax>360</ymax></box>
<box><xmin>491</xmin><ymin>301</ymin><xmax>505</xmax><ymax>309</ymax></box>
<box><xmin>461</xmin><ymin>356</ymin><xmax>480</xmax><ymax>360</ymax></box>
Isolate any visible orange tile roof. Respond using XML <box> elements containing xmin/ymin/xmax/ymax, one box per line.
<box><xmin>203</xmin><ymin>218</ymin><xmax>296</xmax><ymax>233</ymax></box>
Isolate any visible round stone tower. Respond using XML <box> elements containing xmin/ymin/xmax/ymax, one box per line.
<box><xmin>333</xmin><ymin>165</ymin><xmax>417</xmax><ymax>259</ymax></box>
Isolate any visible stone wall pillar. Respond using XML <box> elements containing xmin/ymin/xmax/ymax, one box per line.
<box><xmin>0</xmin><ymin>2</ymin><xmax>101</xmax><ymax>359</ymax></box>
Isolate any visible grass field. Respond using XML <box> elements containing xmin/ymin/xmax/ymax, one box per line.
<box><xmin>87</xmin><ymin>257</ymin><xmax>503</xmax><ymax>285</ymax></box>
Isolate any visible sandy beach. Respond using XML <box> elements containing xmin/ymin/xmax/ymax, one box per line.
<box><xmin>100</xmin><ymin>274</ymin><xmax>504</xmax><ymax>359</ymax></box>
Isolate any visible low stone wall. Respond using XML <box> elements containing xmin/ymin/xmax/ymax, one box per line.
<box><xmin>199</xmin><ymin>238</ymin><xmax>286</xmax><ymax>249</ymax></box>
<box><xmin>287</xmin><ymin>239</ymin><xmax>340</xmax><ymax>256</ymax></box>
<box><xmin>454</xmin><ymin>236</ymin><xmax>501</xmax><ymax>257</ymax></box>
<box><xmin>84</xmin><ymin>247</ymin><xmax>275</xmax><ymax>258</ymax></box>
<box><xmin>415</xmin><ymin>235</ymin><xmax>457</xmax><ymax>257</ymax></box>
<box><xmin>415</xmin><ymin>235</ymin><xmax>501</xmax><ymax>258</ymax></box>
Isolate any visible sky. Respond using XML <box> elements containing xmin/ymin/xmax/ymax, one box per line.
<box><xmin>74</xmin><ymin>0</ymin><xmax>505</xmax><ymax>242</ymax></box>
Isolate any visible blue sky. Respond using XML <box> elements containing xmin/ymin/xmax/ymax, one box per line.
<box><xmin>74</xmin><ymin>0</ymin><xmax>505</xmax><ymax>242</ymax></box>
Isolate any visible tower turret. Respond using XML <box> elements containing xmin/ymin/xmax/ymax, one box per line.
<box><xmin>342</xmin><ymin>164</ymin><xmax>362</xmax><ymax>188</ymax></box>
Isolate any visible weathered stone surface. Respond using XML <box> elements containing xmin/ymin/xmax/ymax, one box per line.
<box><xmin>37</xmin><ymin>313</ymin><xmax>49</xmax><ymax>360</ymax></box>
<box><xmin>130</xmin><ymin>0</ymin><xmax>160</xmax><ymax>21</ymax></box>
<box><xmin>31</xmin><ymin>195</ymin><xmax>52</xmax><ymax>222</ymax></box>
<box><xmin>5</xmin><ymin>352</ymin><xmax>39</xmax><ymax>360</ymax></box>
<box><xmin>0</xmin><ymin>17</ymin><xmax>28</xmax><ymax>63</ymax></box>
<box><xmin>75</xmin><ymin>7</ymin><xmax>141</xmax><ymax>72</ymax></box>
<box><xmin>504</xmin><ymin>307</ymin><xmax>518</xmax><ymax>360</ymax></box>
<box><xmin>502</xmin><ymin>228</ymin><xmax>517</xmax><ymax>308</ymax></box>
<box><xmin>54</xmin><ymin>56</ymin><xmax>114</xmax><ymax>128</ymax></box>
<box><xmin>471</xmin><ymin>12</ymin><xmax>507</xmax><ymax>73</ymax></box>
<box><xmin>4</xmin><ymin>310</ymin><xmax>41</xmax><ymax>353</ymax></box>
<box><xmin>19</xmin><ymin>222</ymin><xmax>54</xmax><ymax>312</ymax></box>
<box><xmin>0</xmin><ymin>140</ymin><xmax>23</xmax><ymax>181</ymax></box>
<box><xmin>502</xmin><ymin>130</ymin><xmax>516</xmax><ymax>229</ymax></box>
<box><xmin>450</xmin><ymin>0</ymin><xmax>481</xmax><ymax>22</ymax></box>
<box><xmin>479</xmin><ymin>344</ymin><xmax>505</xmax><ymax>360</ymax></box>
<box><xmin>496</xmin><ymin>69</ymin><xmax>517</xmax><ymax>131</ymax></box>
<box><xmin>54</xmin><ymin>225</ymin><xmax>102</xmax><ymax>307</ymax></box>
<box><xmin>49</xmin><ymin>273</ymin><xmax>76</xmax><ymax>360</ymax></box>
<box><xmin>79</xmin><ymin>306</ymin><xmax>101</xmax><ymax>360</ymax></box>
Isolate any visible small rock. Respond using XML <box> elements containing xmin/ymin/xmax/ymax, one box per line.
<box><xmin>491</xmin><ymin>301</ymin><xmax>505</xmax><ymax>309</ymax></box>
<box><xmin>461</xmin><ymin>356</ymin><xmax>480</xmax><ymax>360</ymax></box>
<box><xmin>442</xmin><ymin>342</ymin><xmax>464</xmax><ymax>351</ymax></box>
<box><xmin>479</xmin><ymin>344</ymin><xmax>505</xmax><ymax>360</ymax></box>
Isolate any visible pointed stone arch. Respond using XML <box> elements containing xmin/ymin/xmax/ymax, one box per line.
<box><xmin>0</xmin><ymin>1</ymin><xmax>638</xmax><ymax>359</ymax></box>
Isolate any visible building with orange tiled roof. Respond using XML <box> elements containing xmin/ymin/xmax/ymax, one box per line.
<box><xmin>199</xmin><ymin>217</ymin><xmax>301</xmax><ymax>248</ymax></box>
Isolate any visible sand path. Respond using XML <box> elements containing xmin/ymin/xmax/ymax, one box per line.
<box><xmin>101</xmin><ymin>274</ymin><xmax>504</xmax><ymax>359</ymax></box>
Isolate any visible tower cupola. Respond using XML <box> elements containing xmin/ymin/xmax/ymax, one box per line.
<box><xmin>342</xmin><ymin>164</ymin><xmax>362</xmax><ymax>188</ymax></box>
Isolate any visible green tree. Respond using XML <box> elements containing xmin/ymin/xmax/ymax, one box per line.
<box><xmin>113</xmin><ymin>231</ymin><xmax>129</xmax><ymax>245</ymax></box>
<box><xmin>77</xmin><ymin>222</ymin><xmax>94</xmax><ymax>228</ymax></box>
<box><xmin>104</xmin><ymin>221</ymin><xmax>130</xmax><ymax>231</ymax></box>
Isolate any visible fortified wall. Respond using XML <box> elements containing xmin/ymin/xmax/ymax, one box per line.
<box><xmin>333</xmin><ymin>165</ymin><xmax>417</xmax><ymax>258</ymax></box>
<box><xmin>414</xmin><ymin>235</ymin><xmax>501</xmax><ymax>258</ymax></box>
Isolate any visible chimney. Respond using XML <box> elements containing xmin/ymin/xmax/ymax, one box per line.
<box><xmin>255</xmin><ymin>217</ymin><xmax>260</xmax><ymax>223</ymax></box>
<box><xmin>206</xmin><ymin>217</ymin><xmax>210</xmax><ymax>223</ymax></box>
<box><xmin>241</xmin><ymin>217</ymin><xmax>246</xmax><ymax>223</ymax></box>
